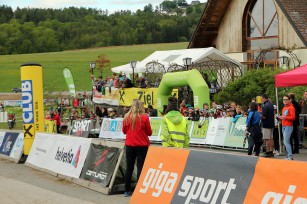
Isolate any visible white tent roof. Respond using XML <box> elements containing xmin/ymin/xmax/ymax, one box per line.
<box><xmin>111</xmin><ymin>47</ymin><xmax>242</xmax><ymax>73</ymax></box>
<box><xmin>111</xmin><ymin>61</ymin><xmax>141</xmax><ymax>74</ymax></box>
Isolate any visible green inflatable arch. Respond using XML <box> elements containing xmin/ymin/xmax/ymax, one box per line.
<box><xmin>157</xmin><ymin>69</ymin><xmax>210</xmax><ymax>113</ymax></box>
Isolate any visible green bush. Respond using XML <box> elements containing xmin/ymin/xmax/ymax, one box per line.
<box><xmin>213</xmin><ymin>68</ymin><xmax>291</xmax><ymax>107</ymax></box>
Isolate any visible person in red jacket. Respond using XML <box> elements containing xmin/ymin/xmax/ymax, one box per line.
<box><xmin>52</xmin><ymin>109</ymin><xmax>61</xmax><ymax>134</ymax></box>
<box><xmin>279</xmin><ymin>95</ymin><xmax>296</xmax><ymax>160</ymax></box>
<box><xmin>122</xmin><ymin>99</ymin><xmax>152</xmax><ymax>197</ymax></box>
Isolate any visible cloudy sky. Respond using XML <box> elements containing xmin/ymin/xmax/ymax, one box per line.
<box><xmin>1</xmin><ymin>0</ymin><xmax>205</xmax><ymax>13</ymax></box>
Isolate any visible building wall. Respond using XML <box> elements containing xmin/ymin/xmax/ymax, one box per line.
<box><xmin>215</xmin><ymin>0</ymin><xmax>248</xmax><ymax>53</ymax></box>
<box><xmin>214</xmin><ymin>0</ymin><xmax>305</xmax><ymax>53</ymax></box>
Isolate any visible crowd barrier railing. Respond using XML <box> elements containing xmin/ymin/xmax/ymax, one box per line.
<box><xmin>25</xmin><ymin>132</ymin><xmax>130</xmax><ymax>194</ymax></box>
<box><xmin>130</xmin><ymin>146</ymin><xmax>307</xmax><ymax>204</ymax></box>
<box><xmin>98</xmin><ymin>117</ymin><xmax>247</xmax><ymax>149</ymax></box>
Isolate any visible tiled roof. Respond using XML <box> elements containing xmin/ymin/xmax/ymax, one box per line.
<box><xmin>275</xmin><ymin>0</ymin><xmax>307</xmax><ymax>46</ymax></box>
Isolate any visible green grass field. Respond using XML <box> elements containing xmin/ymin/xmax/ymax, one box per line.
<box><xmin>0</xmin><ymin>42</ymin><xmax>187</xmax><ymax>92</ymax></box>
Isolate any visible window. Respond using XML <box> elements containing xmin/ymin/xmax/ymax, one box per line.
<box><xmin>242</xmin><ymin>0</ymin><xmax>279</xmax><ymax>68</ymax></box>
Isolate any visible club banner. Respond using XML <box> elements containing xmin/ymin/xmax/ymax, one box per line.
<box><xmin>21</xmin><ymin>63</ymin><xmax>44</xmax><ymax>155</ymax></box>
<box><xmin>0</xmin><ymin>132</ymin><xmax>19</xmax><ymax>156</ymax></box>
<box><xmin>80</xmin><ymin>144</ymin><xmax>121</xmax><ymax>187</ymax></box>
<box><xmin>149</xmin><ymin>117</ymin><xmax>162</xmax><ymax>142</ymax></box>
<box><xmin>99</xmin><ymin>118</ymin><xmax>125</xmax><ymax>140</ymax></box>
<box><xmin>224</xmin><ymin>117</ymin><xmax>247</xmax><ymax>148</ymax></box>
<box><xmin>63</xmin><ymin>67</ymin><xmax>76</xmax><ymax>98</ymax></box>
<box><xmin>70</xmin><ymin>119</ymin><xmax>95</xmax><ymax>137</ymax></box>
<box><xmin>27</xmin><ymin>133</ymin><xmax>91</xmax><ymax>178</ymax></box>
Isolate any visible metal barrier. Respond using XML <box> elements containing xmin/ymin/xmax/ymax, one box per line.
<box><xmin>299</xmin><ymin>114</ymin><xmax>307</xmax><ymax>148</ymax></box>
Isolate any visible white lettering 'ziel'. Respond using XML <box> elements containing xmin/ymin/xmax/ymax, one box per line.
<box><xmin>139</xmin><ymin>163</ymin><xmax>178</xmax><ymax>197</ymax></box>
<box><xmin>261</xmin><ymin>185</ymin><xmax>307</xmax><ymax>204</ymax></box>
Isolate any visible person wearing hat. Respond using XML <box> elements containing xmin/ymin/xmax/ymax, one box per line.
<box><xmin>161</xmin><ymin>97</ymin><xmax>189</xmax><ymax>148</ymax></box>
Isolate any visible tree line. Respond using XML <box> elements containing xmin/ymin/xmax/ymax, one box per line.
<box><xmin>0</xmin><ymin>3</ymin><xmax>205</xmax><ymax>55</ymax></box>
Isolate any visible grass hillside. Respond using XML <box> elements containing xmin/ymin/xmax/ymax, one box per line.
<box><xmin>0</xmin><ymin>42</ymin><xmax>187</xmax><ymax>92</ymax></box>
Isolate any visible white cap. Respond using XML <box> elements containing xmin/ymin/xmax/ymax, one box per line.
<box><xmin>273</xmin><ymin>105</ymin><xmax>277</xmax><ymax>109</ymax></box>
<box><xmin>107</xmin><ymin>108</ymin><xmax>113</xmax><ymax>112</ymax></box>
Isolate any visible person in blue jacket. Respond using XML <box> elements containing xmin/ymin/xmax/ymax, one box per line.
<box><xmin>246</xmin><ymin>102</ymin><xmax>263</xmax><ymax>156</ymax></box>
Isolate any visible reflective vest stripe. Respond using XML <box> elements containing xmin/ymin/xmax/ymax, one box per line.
<box><xmin>169</xmin><ymin>131</ymin><xmax>186</xmax><ymax>136</ymax></box>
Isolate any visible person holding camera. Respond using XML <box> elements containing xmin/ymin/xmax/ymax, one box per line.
<box><xmin>246</xmin><ymin>102</ymin><xmax>263</xmax><ymax>156</ymax></box>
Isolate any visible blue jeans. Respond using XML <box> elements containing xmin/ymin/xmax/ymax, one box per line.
<box><xmin>282</xmin><ymin>126</ymin><xmax>293</xmax><ymax>159</ymax></box>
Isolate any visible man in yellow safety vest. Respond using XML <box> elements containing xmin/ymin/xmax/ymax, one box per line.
<box><xmin>161</xmin><ymin>97</ymin><xmax>189</xmax><ymax>148</ymax></box>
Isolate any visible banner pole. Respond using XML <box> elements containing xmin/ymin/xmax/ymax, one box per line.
<box><xmin>275</xmin><ymin>87</ymin><xmax>282</xmax><ymax>154</ymax></box>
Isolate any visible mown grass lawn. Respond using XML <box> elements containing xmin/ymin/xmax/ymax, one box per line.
<box><xmin>0</xmin><ymin>42</ymin><xmax>187</xmax><ymax>92</ymax></box>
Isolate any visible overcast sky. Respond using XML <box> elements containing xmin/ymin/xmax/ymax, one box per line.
<box><xmin>1</xmin><ymin>0</ymin><xmax>206</xmax><ymax>13</ymax></box>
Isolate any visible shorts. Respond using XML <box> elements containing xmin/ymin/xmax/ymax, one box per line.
<box><xmin>262</xmin><ymin>128</ymin><xmax>274</xmax><ymax>139</ymax></box>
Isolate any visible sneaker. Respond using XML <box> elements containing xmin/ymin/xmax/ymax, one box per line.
<box><xmin>124</xmin><ymin>192</ymin><xmax>131</xmax><ymax>197</ymax></box>
<box><xmin>284</xmin><ymin>158</ymin><xmax>293</xmax><ymax>160</ymax></box>
<box><xmin>273</xmin><ymin>150</ymin><xmax>280</xmax><ymax>156</ymax></box>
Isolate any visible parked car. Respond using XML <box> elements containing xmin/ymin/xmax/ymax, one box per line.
<box><xmin>12</xmin><ymin>88</ymin><xmax>22</xmax><ymax>93</ymax></box>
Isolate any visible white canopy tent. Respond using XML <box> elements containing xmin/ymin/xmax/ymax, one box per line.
<box><xmin>137</xmin><ymin>47</ymin><xmax>242</xmax><ymax>72</ymax></box>
<box><xmin>111</xmin><ymin>47</ymin><xmax>242</xmax><ymax>74</ymax></box>
<box><xmin>111</xmin><ymin>61</ymin><xmax>141</xmax><ymax>74</ymax></box>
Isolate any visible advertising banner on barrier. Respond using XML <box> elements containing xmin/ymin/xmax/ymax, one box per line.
<box><xmin>93</xmin><ymin>87</ymin><xmax>119</xmax><ymax>105</ymax></box>
<box><xmin>99</xmin><ymin>118</ymin><xmax>125</xmax><ymax>140</ymax></box>
<box><xmin>244</xmin><ymin>158</ymin><xmax>307</xmax><ymax>203</ymax></box>
<box><xmin>9</xmin><ymin>133</ymin><xmax>24</xmax><ymax>160</ymax></box>
<box><xmin>149</xmin><ymin>117</ymin><xmax>162</xmax><ymax>142</ymax></box>
<box><xmin>119</xmin><ymin>88</ymin><xmax>178</xmax><ymax>109</ymax></box>
<box><xmin>70</xmin><ymin>120</ymin><xmax>94</xmax><ymax>137</ymax></box>
<box><xmin>205</xmin><ymin>118</ymin><xmax>231</xmax><ymax>146</ymax></box>
<box><xmin>44</xmin><ymin>120</ymin><xmax>56</xmax><ymax>133</ymax></box>
<box><xmin>80</xmin><ymin>144</ymin><xmax>121</xmax><ymax>187</ymax></box>
<box><xmin>131</xmin><ymin>146</ymin><xmax>264</xmax><ymax>204</ymax></box>
<box><xmin>130</xmin><ymin>146</ymin><xmax>190</xmax><ymax>204</ymax></box>
<box><xmin>189</xmin><ymin>118</ymin><xmax>209</xmax><ymax>144</ymax></box>
<box><xmin>27</xmin><ymin>133</ymin><xmax>91</xmax><ymax>178</ymax></box>
<box><xmin>224</xmin><ymin>117</ymin><xmax>247</xmax><ymax>148</ymax></box>
<box><xmin>171</xmin><ymin>151</ymin><xmax>257</xmax><ymax>204</ymax></box>
<box><xmin>0</xmin><ymin>131</ymin><xmax>5</xmax><ymax>146</ymax></box>
<box><xmin>0</xmin><ymin>132</ymin><xmax>19</xmax><ymax>156</ymax></box>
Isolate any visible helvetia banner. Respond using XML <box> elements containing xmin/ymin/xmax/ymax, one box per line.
<box><xmin>27</xmin><ymin>133</ymin><xmax>91</xmax><ymax>178</ymax></box>
<box><xmin>80</xmin><ymin>144</ymin><xmax>121</xmax><ymax>187</ymax></box>
<box><xmin>21</xmin><ymin>63</ymin><xmax>44</xmax><ymax>155</ymax></box>
<box><xmin>63</xmin><ymin>67</ymin><xmax>76</xmax><ymax>98</ymax></box>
